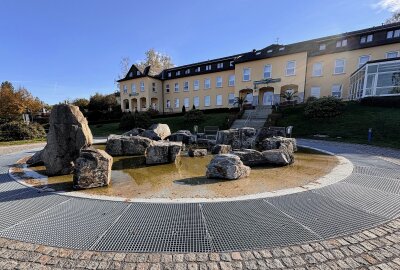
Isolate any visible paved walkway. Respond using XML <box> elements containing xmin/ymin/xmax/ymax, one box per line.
<box><xmin>0</xmin><ymin>140</ymin><xmax>399</xmax><ymax>269</ymax></box>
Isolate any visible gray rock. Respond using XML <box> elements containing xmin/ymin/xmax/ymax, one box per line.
<box><xmin>211</xmin><ymin>144</ymin><xmax>232</xmax><ymax>155</ymax></box>
<box><xmin>262</xmin><ymin>145</ymin><xmax>294</xmax><ymax>165</ymax></box>
<box><xmin>216</xmin><ymin>128</ymin><xmax>257</xmax><ymax>149</ymax></box>
<box><xmin>42</xmin><ymin>104</ymin><xmax>93</xmax><ymax>176</ymax></box>
<box><xmin>188</xmin><ymin>148</ymin><xmax>208</xmax><ymax>157</ymax></box>
<box><xmin>232</xmin><ymin>149</ymin><xmax>266</xmax><ymax>166</ymax></box>
<box><xmin>167</xmin><ymin>132</ymin><xmax>194</xmax><ymax>144</ymax></box>
<box><xmin>145</xmin><ymin>141</ymin><xmax>182</xmax><ymax>165</ymax></box>
<box><xmin>148</xmin><ymin>123</ymin><xmax>171</xmax><ymax>140</ymax></box>
<box><xmin>26</xmin><ymin>150</ymin><xmax>43</xmax><ymax>166</ymax></box>
<box><xmin>206</xmin><ymin>154</ymin><xmax>250</xmax><ymax>180</ymax></box>
<box><xmin>257</xmin><ymin>136</ymin><xmax>297</xmax><ymax>152</ymax></box>
<box><xmin>105</xmin><ymin>135</ymin><xmax>152</xmax><ymax>156</ymax></box>
<box><xmin>196</xmin><ymin>138</ymin><xmax>217</xmax><ymax>150</ymax></box>
<box><xmin>176</xmin><ymin>130</ymin><xmax>192</xmax><ymax>135</ymax></box>
<box><xmin>122</xmin><ymin>128</ymin><xmax>145</xmax><ymax>136</ymax></box>
<box><xmin>240</xmin><ymin>127</ymin><xmax>257</xmax><ymax>149</ymax></box>
<box><xmin>141</xmin><ymin>129</ymin><xmax>162</xmax><ymax>141</ymax></box>
<box><xmin>73</xmin><ymin>147</ymin><xmax>112</xmax><ymax>189</ymax></box>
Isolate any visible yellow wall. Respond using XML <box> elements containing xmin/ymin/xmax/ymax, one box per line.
<box><xmin>305</xmin><ymin>43</ymin><xmax>400</xmax><ymax>99</ymax></box>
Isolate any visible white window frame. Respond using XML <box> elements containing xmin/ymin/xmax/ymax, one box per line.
<box><xmin>216</xmin><ymin>77</ymin><xmax>222</xmax><ymax>88</ymax></box>
<box><xmin>336</xmin><ymin>39</ymin><xmax>347</xmax><ymax>47</ymax></box>
<box><xmin>319</xmin><ymin>44</ymin><xmax>326</xmax><ymax>50</ymax></box>
<box><xmin>310</xmin><ymin>87</ymin><xmax>321</xmax><ymax>98</ymax></box>
<box><xmin>243</xmin><ymin>68</ymin><xmax>251</xmax><ymax>81</ymax></box>
<box><xmin>193</xmin><ymin>96</ymin><xmax>200</xmax><ymax>107</ymax></box>
<box><xmin>229</xmin><ymin>61</ymin><xmax>234</xmax><ymax>67</ymax></box>
<box><xmin>264</xmin><ymin>64</ymin><xmax>272</xmax><ymax>79</ymax></box>
<box><xmin>228</xmin><ymin>75</ymin><xmax>235</xmax><ymax>86</ymax></box>
<box><xmin>387</xmin><ymin>31</ymin><xmax>394</xmax><ymax>39</ymax></box>
<box><xmin>136</xmin><ymin>71</ymin><xmax>141</xmax><ymax>76</ymax></box>
<box><xmin>174</xmin><ymin>83</ymin><xmax>179</xmax><ymax>92</ymax></box>
<box><xmin>204</xmin><ymin>95</ymin><xmax>211</xmax><ymax>107</ymax></box>
<box><xmin>174</xmin><ymin>98</ymin><xmax>180</xmax><ymax>108</ymax></box>
<box><xmin>205</xmin><ymin>65</ymin><xmax>212</xmax><ymax>71</ymax></box>
<box><xmin>285</xmin><ymin>61</ymin><xmax>296</xmax><ymax>76</ymax></box>
<box><xmin>183</xmin><ymin>81</ymin><xmax>189</xmax><ymax>92</ymax></box>
<box><xmin>176</xmin><ymin>71</ymin><xmax>180</xmax><ymax>76</ymax></box>
<box><xmin>195</xmin><ymin>67</ymin><xmax>201</xmax><ymax>72</ymax></box>
<box><xmin>140</xmin><ymin>81</ymin><xmax>145</xmax><ymax>92</ymax></box>
<box><xmin>216</xmin><ymin>95</ymin><xmax>223</xmax><ymax>106</ymax></box>
<box><xmin>334</xmin><ymin>59</ymin><xmax>346</xmax><ymax>75</ymax></box>
<box><xmin>131</xmin><ymin>83</ymin><xmax>136</xmax><ymax>93</ymax></box>
<box><xmin>123</xmin><ymin>85</ymin><xmax>128</xmax><ymax>94</ymax></box>
<box><xmin>204</xmin><ymin>78</ymin><xmax>211</xmax><ymax>89</ymax></box>
<box><xmin>228</xmin><ymin>93</ymin><xmax>235</xmax><ymax>105</ymax></box>
<box><xmin>358</xmin><ymin>55</ymin><xmax>371</xmax><ymax>68</ymax></box>
<box><xmin>193</xmin><ymin>80</ymin><xmax>199</xmax><ymax>91</ymax></box>
<box><xmin>217</xmin><ymin>63</ymin><xmax>224</xmax><ymax>69</ymax></box>
<box><xmin>386</xmin><ymin>51</ymin><xmax>399</xmax><ymax>59</ymax></box>
<box><xmin>165</xmin><ymin>84</ymin><xmax>170</xmax><ymax>93</ymax></box>
<box><xmin>185</xmin><ymin>69</ymin><xmax>190</xmax><ymax>75</ymax></box>
<box><xmin>184</xmin><ymin>97</ymin><xmax>189</xmax><ymax>108</ymax></box>
<box><xmin>166</xmin><ymin>100</ymin><xmax>171</xmax><ymax>108</ymax></box>
<box><xmin>331</xmin><ymin>84</ymin><xmax>342</xmax><ymax>98</ymax></box>
<box><xmin>312</xmin><ymin>62</ymin><xmax>323</xmax><ymax>77</ymax></box>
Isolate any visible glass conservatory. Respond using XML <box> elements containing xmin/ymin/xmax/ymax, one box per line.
<box><xmin>350</xmin><ymin>58</ymin><xmax>400</xmax><ymax>100</ymax></box>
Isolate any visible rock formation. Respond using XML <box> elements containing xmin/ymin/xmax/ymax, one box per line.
<box><xmin>105</xmin><ymin>135</ymin><xmax>152</xmax><ymax>156</ymax></box>
<box><xmin>211</xmin><ymin>144</ymin><xmax>232</xmax><ymax>155</ymax></box>
<box><xmin>206</xmin><ymin>154</ymin><xmax>250</xmax><ymax>180</ymax></box>
<box><xmin>188</xmin><ymin>148</ymin><xmax>208</xmax><ymax>157</ymax></box>
<box><xmin>145</xmin><ymin>141</ymin><xmax>182</xmax><ymax>165</ymax></box>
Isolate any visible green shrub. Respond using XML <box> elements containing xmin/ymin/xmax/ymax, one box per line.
<box><xmin>184</xmin><ymin>109</ymin><xmax>204</xmax><ymax>123</ymax></box>
<box><xmin>146</xmin><ymin>108</ymin><xmax>159</xmax><ymax>117</ymax></box>
<box><xmin>360</xmin><ymin>96</ymin><xmax>400</xmax><ymax>108</ymax></box>
<box><xmin>119</xmin><ymin>112</ymin><xmax>152</xmax><ymax>130</ymax></box>
<box><xmin>182</xmin><ymin>105</ymin><xmax>186</xmax><ymax>113</ymax></box>
<box><xmin>304</xmin><ymin>97</ymin><xmax>345</xmax><ymax>119</ymax></box>
<box><xmin>0</xmin><ymin>121</ymin><xmax>46</xmax><ymax>141</ymax></box>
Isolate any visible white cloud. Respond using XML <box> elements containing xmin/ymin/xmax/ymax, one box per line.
<box><xmin>373</xmin><ymin>0</ymin><xmax>400</xmax><ymax>12</ymax></box>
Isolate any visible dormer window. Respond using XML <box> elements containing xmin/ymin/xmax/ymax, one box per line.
<box><xmin>267</xmin><ymin>50</ymin><xmax>273</xmax><ymax>53</ymax></box>
<box><xmin>256</xmin><ymin>51</ymin><xmax>261</xmax><ymax>55</ymax></box>
<box><xmin>136</xmin><ymin>71</ymin><xmax>141</xmax><ymax>76</ymax></box>
<box><xmin>336</xmin><ymin>39</ymin><xmax>347</xmax><ymax>48</ymax></box>
<box><xmin>176</xmin><ymin>71</ymin><xmax>181</xmax><ymax>76</ymax></box>
<box><xmin>185</xmin><ymin>69</ymin><xmax>190</xmax><ymax>74</ymax></box>
<box><xmin>229</xmin><ymin>61</ymin><xmax>234</xmax><ymax>67</ymax></box>
<box><xmin>319</xmin><ymin>44</ymin><xmax>326</xmax><ymax>50</ymax></box>
<box><xmin>206</xmin><ymin>65</ymin><xmax>212</xmax><ymax>71</ymax></box>
<box><xmin>168</xmin><ymin>72</ymin><xmax>171</xmax><ymax>77</ymax></box>
<box><xmin>217</xmin><ymin>63</ymin><xmax>224</xmax><ymax>69</ymax></box>
<box><xmin>279</xmin><ymin>47</ymin><xmax>285</xmax><ymax>51</ymax></box>
<box><xmin>360</xmin><ymin>34</ymin><xmax>373</xmax><ymax>44</ymax></box>
<box><xmin>387</xmin><ymin>29</ymin><xmax>400</xmax><ymax>39</ymax></box>
<box><xmin>129</xmin><ymin>72</ymin><xmax>133</xmax><ymax>77</ymax></box>
<box><xmin>195</xmin><ymin>67</ymin><xmax>201</xmax><ymax>72</ymax></box>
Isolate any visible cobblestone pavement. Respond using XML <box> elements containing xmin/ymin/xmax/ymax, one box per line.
<box><xmin>0</xmin><ymin>219</ymin><xmax>400</xmax><ymax>269</ymax></box>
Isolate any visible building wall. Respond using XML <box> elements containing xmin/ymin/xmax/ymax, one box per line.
<box><xmin>305</xmin><ymin>43</ymin><xmax>400</xmax><ymax>99</ymax></box>
<box><xmin>162</xmin><ymin>70</ymin><xmax>236</xmax><ymax>112</ymax></box>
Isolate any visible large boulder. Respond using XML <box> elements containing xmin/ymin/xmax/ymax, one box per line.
<box><xmin>211</xmin><ymin>144</ymin><xmax>232</xmax><ymax>155</ymax></box>
<box><xmin>105</xmin><ymin>135</ymin><xmax>152</xmax><ymax>156</ymax></box>
<box><xmin>188</xmin><ymin>148</ymin><xmax>208</xmax><ymax>157</ymax></box>
<box><xmin>73</xmin><ymin>147</ymin><xmax>112</xmax><ymax>189</ymax></box>
<box><xmin>232</xmin><ymin>149</ymin><xmax>266</xmax><ymax>166</ymax></box>
<box><xmin>145</xmin><ymin>141</ymin><xmax>182</xmax><ymax>165</ymax></box>
<box><xmin>122</xmin><ymin>128</ymin><xmax>145</xmax><ymax>137</ymax></box>
<box><xmin>26</xmin><ymin>150</ymin><xmax>44</xmax><ymax>166</ymax></box>
<box><xmin>206</xmin><ymin>154</ymin><xmax>250</xmax><ymax>180</ymax></box>
<box><xmin>196</xmin><ymin>138</ymin><xmax>217</xmax><ymax>151</ymax></box>
<box><xmin>167</xmin><ymin>131</ymin><xmax>194</xmax><ymax>145</ymax></box>
<box><xmin>257</xmin><ymin>136</ymin><xmax>297</xmax><ymax>152</ymax></box>
<box><xmin>262</xmin><ymin>145</ymin><xmax>294</xmax><ymax>166</ymax></box>
<box><xmin>240</xmin><ymin>127</ymin><xmax>257</xmax><ymax>149</ymax></box>
<box><xmin>42</xmin><ymin>104</ymin><xmax>93</xmax><ymax>176</ymax></box>
<box><xmin>216</xmin><ymin>128</ymin><xmax>257</xmax><ymax>149</ymax></box>
<box><xmin>141</xmin><ymin>130</ymin><xmax>162</xmax><ymax>141</ymax></box>
<box><xmin>147</xmin><ymin>123</ymin><xmax>171</xmax><ymax>140</ymax></box>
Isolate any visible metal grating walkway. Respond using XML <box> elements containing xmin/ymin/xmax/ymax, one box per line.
<box><xmin>0</xmin><ymin>140</ymin><xmax>399</xmax><ymax>252</ymax></box>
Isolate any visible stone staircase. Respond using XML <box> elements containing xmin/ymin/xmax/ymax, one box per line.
<box><xmin>230</xmin><ymin>105</ymin><xmax>272</xmax><ymax>129</ymax></box>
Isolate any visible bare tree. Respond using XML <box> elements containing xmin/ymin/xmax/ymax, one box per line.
<box><xmin>385</xmin><ymin>12</ymin><xmax>400</xmax><ymax>24</ymax></box>
<box><xmin>136</xmin><ymin>49</ymin><xmax>174</xmax><ymax>75</ymax></box>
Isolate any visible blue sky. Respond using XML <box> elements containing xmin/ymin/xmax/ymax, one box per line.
<box><xmin>0</xmin><ymin>0</ymin><xmax>397</xmax><ymax>105</ymax></box>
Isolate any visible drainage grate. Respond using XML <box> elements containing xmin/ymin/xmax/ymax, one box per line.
<box><xmin>93</xmin><ymin>203</ymin><xmax>211</xmax><ymax>253</ymax></box>
<box><xmin>0</xmin><ymin>190</ymin><xmax>69</xmax><ymax>231</ymax></box>
<box><xmin>2</xmin><ymin>197</ymin><xmax>129</xmax><ymax>250</ymax></box>
<box><xmin>314</xmin><ymin>182</ymin><xmax>400</xmax><ymax>219</ymax></box>
<box><xmin>202</xmin><ymin>199</ymin><xmax>319</xmax><ymax>252</ymax></box>
<box><xmin>344</xmin><ymin>173</ymin><xmax>400</xmax><ymax>195</ymax></box>
<box><xmin>267</xmin><ymin>191</ymin><xmax>385</xmax><ymax>239</ymax></box>
<box><xmin>353</xmin><ymin>166</ymin><xmax>400</xmax><ymax>181</ymax></box>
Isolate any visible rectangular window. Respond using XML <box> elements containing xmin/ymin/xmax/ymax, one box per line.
<box><xmin>216</xmin><ymin>77</ymin><xmax>222</xmax><ymax>88</ymax></box>
<box><xmin>140</xmin><ymin>81</ymin><xmax>145</xmax><ymax>92</ymax></box>
<box><xmin>184</xmin><ymin>97</ymin><xmax>189</xmax><ymax>108</ymax></box>
<box><xmin>243</xmin><ymin>68</ymin><xmax>251</xmax><ymax>81</ymax></box>
<box><xmin>165</xmin><ymin>84</ymin><xmax>170</xmax><ymax>93</ymax></box>
<box><xmin>131</xmin><ymin>84</ymin><xmax>136</xmax><ymax>93</ymax></box>
<box><xmin>336</xmin><ymin>39</ymin><xmax>347</xmax><ymax>47</ymax></box>
<box><xmin>136</xmin><ymin>71</ymin><xmax>141</xmax><ymax>76</ymax></box>
<box><xmin>396</xmin><ymin>29</ymin><xmax>400</xmax><ymax>38</ymax></box>
<box><xmin>168</xmin><ymin>72</ymin><xmax>171</xmax><ymax>77</ymax></box>
<box><xmin>310</xmin><ymin>87</ymin><xmax>321</xmax><ymax>98</ymax></box>
<box><xmin>152</xmin><ymin>82</ymin><xmax>156</xmax><ymax>92</ymax></box>
<box><xmin>185</xmin><ymin>69</ymin><xmax>190</xmax><ymax>74</ymax></box>
<box><xmin>193</xmin><ymin>96</ymin><xmax>200</xmax><ymax>107</ymax></box>
<box><xmin>312</xmin><ymin>62</ymin><xmax>323</xmax><ymax>77</ymax></box>
<box><xmin>217</xmin><ymin>63</ymin><xmax>224</xmax><ymax>69</ymax></box>
<box><xmin>204</xmin><ymin>78</ymin><xmax>211</xmax><ymax>89</ymax></box>
<box><xmin>166</xmin><ymin>100</ymin><xmax>171</xmax><ymax>108</ymax></box>
<box><xmin>193</xmin><ymin>80</ymin><xmax>199</xmax><ymax>90</ymax></box>
<box><xmin>360</xmin><ymin>34</ymin><xmax>373</xmax><ymax>44</ymax></box>
<box><xmin>358</xmin><ymin>55</ymin><xmax>371</xmax><ymax>67</ymax></box>
<box><xmin>331</xmin><ymin>84</ymin><xmax>342</xmax><ymax>98</ymax></box>
<box><xmin>204</xmin><ymin>95</ymin><xmax>211</xmax><ymax>107</ymax></box>
<box><xmin>176</xmin><ymin>71</ymin><xmax>180</xmax><ymax>76</ymax></box>
<box><xmin>123</xmin><ymin>85</ymin><xmax>127</xmax><ymax>94</ymax></box>
<box><xmin>228</xmin><ymin>93</ymin><xmax>235</xmax><ymax>105</ymax></box>
<box><xmin>174</xmin><ymin>83</ymin><xmax>179</xmax><ymax>92</ymax></box>
<box><xmin>174</xmin><ymin>98</ymin><xmax>179</xmax><ymax>108</ymax></box>
<box><xmin>184</xmin><ymin>81</ymin><xmax>189</xmax><ymax>91</ymax></box>
<box><xmin>386</xmin><ymin>51</ymin><xmax>399</xmax><ymax>59</ymax></box>
<box><xmin>195</xmin><ymin>67</ymin><xmax>201</xmax><ymax>72</ymax></box>
<box><xmin>205</xmin><ymin>65</ymin><xmax>212</xmax><ymax>71</ymax></box>
<box><xmin>286</xmin><ymin>61</ymin><xmax>296</xmax><ymax>76</ymax></box>
<box><xmin>319</xmin><ymin>44</ymin><xmax>326</xmax><ymax>50</ymax></box>
<box><xmin>229</xmin><ymin>61</ymin><xmax>234</xmax><ymax>67</ymax></box>
<box><xmin>228</xmin><ymin>75</ymin><xmax>235</xmax><ymax>86</ymax></box>
<box><xmin>334</xmin><ymin>59</ymin><xmax>346</xmax><ymax>74</ymax></box>
<box><xmin>216</xmin><ymin>95</ymin><xmax>222</xmax><ymax>106</ymax></box>
<box><xmin>264</xmin><ymin>64</ymin><xmax>272</xmax><ymax>78</ymax></box>
<box><xmin>387</xmin><ymin>31</ymin><xmax>394</xmax><ymax>39</ymax></box>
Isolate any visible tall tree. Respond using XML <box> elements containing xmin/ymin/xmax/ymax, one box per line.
<box><xmin>385</xmin><ymin>12</ymin><xmax>400</xmax><ymax>24</ymax></box>
<box><xmin>88</xmin><ymin>93</ymin><xmax>117</xmax><ymax>111</ymax></box>
<box><xmin>136</xmin><ymin>49</ymin><xmax>174</xmax><ymax>75</ymax></box>
<box><xmin>72</xmin><ymin>98</ymin><xmax>90</xmax><ymax>111</ymax></box>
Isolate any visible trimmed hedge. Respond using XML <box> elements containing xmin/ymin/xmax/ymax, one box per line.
<box><xmin>360</xmin><ymin>96</ymin><xmax>400</xmax><ymax>108</ymax></box>
<box><xmin>304</xmin><ymin>97</ymin><xmax>345</xmax><ymax>119</ymax></box>
<box><xmin>0</xmin><ymin>121</ymin><xmax>46</xmax><ymax>141</ymax></box>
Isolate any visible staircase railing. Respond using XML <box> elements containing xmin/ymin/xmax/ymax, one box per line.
<box><xmin>243</xmin><ymin>110</ymin><xmax>254</xmax><ymax>127</ymax></box>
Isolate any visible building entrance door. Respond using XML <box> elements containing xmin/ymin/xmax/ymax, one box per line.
<box><xmin>262</xmin><ymin>91</ymin><xmax>274</xmax><ymax>105</ymax></box>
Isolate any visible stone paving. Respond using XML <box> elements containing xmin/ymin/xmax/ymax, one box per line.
<box><xmin>0</xmin><ymin>143</ymin><xmax>45</xmax><ymax>156</ymax></box>
<box><xmin>0</xmin><ymin>218</ymin><xmax>400</xmax><ymax>269</ymax></box>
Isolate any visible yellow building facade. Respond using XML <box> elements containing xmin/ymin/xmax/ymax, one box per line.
<box><xmin>118</xmin><ymin>22</ymin><xmax>400</xmax><ymax>113</ymax></box>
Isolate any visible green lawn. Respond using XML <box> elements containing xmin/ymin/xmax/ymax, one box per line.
<box><xmin>277</xmin><ymin>102</ymin><xmax>400</xmax><ymax>149</ymax></box>
<box><xmin>90</xmin><ymin>112</ymin><xmax>231</xmax><ymax>137</ymax></box>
